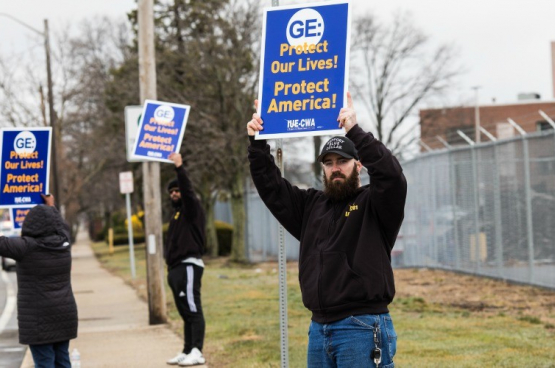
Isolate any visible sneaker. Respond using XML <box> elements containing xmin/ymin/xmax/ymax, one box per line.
<box><xmin>167</xmin><ymin>352</ymin><xmax>188</xmax><ymax>365</ymax></box>
<box><xmin>178</xmin><ymin>348</ymin><xmax>206</xmax><ymax>366</ymax></box>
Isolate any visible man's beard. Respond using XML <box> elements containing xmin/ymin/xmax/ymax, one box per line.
<box><xmin>323</xmin><ymin>164</ymin><xmax>360</xmax><ymax>201</ymax></box>
<box><xmin>171</xmin><ymin>197</ymin><xmax>182</xmax><ymax>209</ymax></box>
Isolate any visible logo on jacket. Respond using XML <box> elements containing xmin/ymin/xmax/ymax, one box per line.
<box><xmin>174</xmin><ymin>211</ymin><xmax>180</xmax><ymax>220</ymax></box>
<box><xmin>345</xmin><ymin>204</ymin><xmax>358</xmax><ymax>217</ymax></box>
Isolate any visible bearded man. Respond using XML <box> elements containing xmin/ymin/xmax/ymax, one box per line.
<box><xmin>165</xmin><ymin>152</ymin><xmax>207</xmax><ymax>367</ymax></box>
<box><xmin>246</xmin><ymin>92</ymin><xmax>407</xmax><ymax>368</ymax></box>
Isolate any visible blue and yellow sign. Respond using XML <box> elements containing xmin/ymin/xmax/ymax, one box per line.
<box><xmin>256</xmin><ymin>0</ymin><xmax>351</xmax><ymax>139</ymax></box>
<box><xmin>0</xmin><ymin>128</ymin><xmax>51</xmax><ymax>208</ymax></box>
<box><xmin>132</xmin><ymin>100</ymin><xmax>190</xmax><ymax>163</ymax></box>
<box><xmin>10</xmin><ymin>207</ymin><xmax>32</xmax><ymax>230</ymax></box>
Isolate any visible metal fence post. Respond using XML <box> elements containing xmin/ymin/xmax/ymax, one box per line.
<box><xmin>492</xmin><ymin>144</ymin><xmax>504</xmax><ymax>277</ymax></box>
<box><xmin>449</xmin><ymin>151</ymin><xmax>461</xmax><ymax>269</ymax></box>
<box><xmin>522</xmin><ymin>136</ymin><xmax>535</xmax><ymax>282</ymax></box>
<box><xmin>244</xmin><ymin>189</ymin><xmax>250</xmax><ymax>262</ymax></box>
<box><xmin>430</xmin><ymin>158</ymin><xmax>438</xmax><ymax>266</ymax></box>
<box><xmin>471</xmin><ymin>146</ymin><xmax>481</xmax><ymax>272</ymax></box>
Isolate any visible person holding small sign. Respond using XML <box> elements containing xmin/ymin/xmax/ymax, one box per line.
<box><xmin>0</xmin><ymin>194</ymin><xmax>77</xmax><ymax>368</ymax></box>
<box><xmin>165</xmin><ymin>152</ymin><xmax>207</xmax><ymax>367</ymax></box>
<box><xmin>247</xmin><ymin>93</ymin><xmax>407</xmax><ymax>368</ymax></box>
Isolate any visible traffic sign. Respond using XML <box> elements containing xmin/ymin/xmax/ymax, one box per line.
<box><xmin>119</xmin><ymin>171</ymin><xmax>134</xmax><ymax>194</ymax></box>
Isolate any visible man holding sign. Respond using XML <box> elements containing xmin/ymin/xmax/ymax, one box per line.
<box><xmin>164</xmin><ymin>152</ymin><xmax>207</xmax><ymax>367</ymax></box>
<box><xmin>247</xmin><ymin>93</ymin><xmax>406</xmax><ymax>367</ymax></box>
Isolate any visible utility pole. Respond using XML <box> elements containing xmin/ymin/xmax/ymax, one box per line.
<box><xmin>138</xmin><ymin>0</ymin><xmax>167</xmax><ymax>324</ymax></box>
<box><xmin>43</xmin><ymin>19</ymin><xmax>60</xmax><ymax>204</ymax></box>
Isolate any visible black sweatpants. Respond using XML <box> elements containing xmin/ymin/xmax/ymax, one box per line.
<box><xmin>167</xmin><ymin>263</ymin><xmax>205</xmax><ymax>353</ymax></box>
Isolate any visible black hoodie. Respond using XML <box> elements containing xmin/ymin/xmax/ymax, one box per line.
<box><xmin>164</xmin><ymin>165</ymin><xmax>206</xmax><ymax>268</ymax></box>
<box><xmin>248</xmin><ymin>125</ymin><xmax>407</xmax><ymax>323</ymax></box>
<box><xmin>0</xmin><ymin>205</ymin><xmax>77</xmax><ymax>345</ymax></box>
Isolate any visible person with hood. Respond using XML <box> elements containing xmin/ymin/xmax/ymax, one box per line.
<box><xmin>165</xmin><ymin>152</ymin><xmax>207</xmax><ymax>367</ymax></box>
<box><xmin>0</xmin><ymin>194</ymin><xmax>77</xmax><ymax>368</ymax></box>
<box><xmin>246</xmin><ymin>93</ymin><xmax>407</xmax><ymax>368</ymax></box>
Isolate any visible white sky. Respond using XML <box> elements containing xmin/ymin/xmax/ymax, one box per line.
<box><xmin>1</xmin><ymin>0</ymin><xmax>554</xmax><ymax>107</ymax></box>
<box><xmin>357</xmin><ymin>0</ymin><xmax>555</xmax><ymax>107</ymax></box>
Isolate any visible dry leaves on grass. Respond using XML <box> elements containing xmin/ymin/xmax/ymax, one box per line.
<box><xmin>394</xmin><ymin>268</ymin><xmax>555</xmax><ymax>326</ymax></box>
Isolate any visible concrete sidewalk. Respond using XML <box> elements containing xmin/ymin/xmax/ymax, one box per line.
<box><xmin>20</xmin><ymin>231</ymin><xmax>206</xmax><ymax>367</ymax></box>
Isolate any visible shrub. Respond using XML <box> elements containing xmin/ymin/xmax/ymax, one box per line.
<box><xmin>124</xmin><ymin>214</ymin><xmax>144</xmax><ymax>232</ymax></box>
<box><xmin>111</xmin><ymin>232</ymin><xmax>146</xmax><ymax>246</ymax></box>
<box><xmin>105</xmin><ymin>220</ymin><xmax>231</xmax><ymax>257</ymax></box>
<box><xmin>105</xmin><ymin>222</ymin><xmax>168</xmax><ymax>247</ymax></box>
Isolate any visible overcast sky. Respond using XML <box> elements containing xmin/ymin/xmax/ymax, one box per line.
<box><xmin>1</xmin><ymin>0</ymin><xmax>554</xmax><ymax>108</ymax></box>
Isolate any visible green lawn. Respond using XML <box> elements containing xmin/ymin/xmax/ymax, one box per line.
<box><xmin>91</xmin><ymin>242</ymin><xmax>555</xmax><ymax>367</ymax></box>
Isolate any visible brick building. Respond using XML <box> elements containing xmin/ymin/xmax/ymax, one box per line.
<box><xmin>419</xmin><ymin>99</ymin><xmax>555</xmax><ymax>150</ymax></box>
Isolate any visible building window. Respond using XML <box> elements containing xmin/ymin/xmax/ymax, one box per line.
<box><xmin>537</xmin><ymin>120</ymin><xmax>554</xmax><ymax>131</ymax></box>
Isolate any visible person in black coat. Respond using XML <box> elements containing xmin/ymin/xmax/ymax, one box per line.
<box><xmin>164</xmin><ymin>152</ymin><xmax>207</xmax><ymax>367</ymax></box>
<box><xmin>0</xmin><ymin>194</ymin><xmax>77</xmax><ymax>368</ymax></box>
<box><xmin>247</xmin><ymin>93</ymin><xmax>407</xmax><ymax>368</ymax></box>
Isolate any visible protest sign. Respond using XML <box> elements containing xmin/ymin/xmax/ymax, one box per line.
<box><xmin>131</xmin><ymin>100</ymin><xmax>190</xmax><ymax>163</ymax></box>
<box><xmin>125</xmin><ymin>105</ymin><xmax>144</xmax><ymax>162</ymax></box>
<box><xmin>0</xmin><ymin>128</ymin><xmax>51</xmax><ymax>208</ymax></box>
<box><xmin>10</xmin><ymin>207</ymin><xmax>32</xmax><ymax>230</ymax></box>
<box><xmin>256</xmin><ymin>0</ymin><xmax>351</xmax><ymax>139</ymax></box>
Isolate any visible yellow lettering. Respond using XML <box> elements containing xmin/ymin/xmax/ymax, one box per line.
<box><xmin>266</xmin><ymin>95</ymin><xmax>335</xmax><ymax>114</ymax></box>
<box><xmin>278</xmin><ymin>41</ymin><xmax>330</xmax><ymax>56</ymax></box>
<box><xmin>274</xmin><ymin>81</ymin><xmax>285</xmax><ymax>95</ymax></box>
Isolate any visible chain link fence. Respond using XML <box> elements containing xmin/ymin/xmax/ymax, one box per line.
<box><xmin>224</xmin><ymin>130</ymin><xmax>555</xmax><ymax>290</ymax></box>
<box><xmin>397</xmin><ymin>130</ymin><xmax>555</xmax><ymax>289</ymax></box>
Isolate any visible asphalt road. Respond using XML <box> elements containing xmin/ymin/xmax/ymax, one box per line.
<box><xmin>0</xmin><ymin>270</ymin><xmax>25</xmax><ymax>368</ymax></box>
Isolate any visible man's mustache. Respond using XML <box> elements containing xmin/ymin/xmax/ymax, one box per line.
<box><xmin>330</xmin><ymin>172</ymin><xmax>346</xmax><ymax>180</ymax></box>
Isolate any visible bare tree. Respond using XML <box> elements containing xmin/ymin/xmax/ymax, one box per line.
<box><xmin>54</xmin><ymin>17</ymin><xmax>136</xmax><ymax>237</ymax></box>
<box><xmin>350</xmin><ymin>12</ymin><xmax>461</xmax><ymax>158</ymax></box>
<box><xmin>0</xmin><ymin>17</ymin><xmax>134</xmax><ymax>238</ymax></box>
<box><xmin>150</xmin><ymin>0</ymin><xmax>261</xmax><ymax>262</ymax></box>
<box><xmin>0</xmin><ymin>53</ymin><xmax>47</xmax><ymax>128</ymax></box>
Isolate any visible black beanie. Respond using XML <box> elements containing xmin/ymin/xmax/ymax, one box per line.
<box><xmin>167</xmin><ymin>179</ymin><xmax>178</xmax><ymax>192</ymax></box>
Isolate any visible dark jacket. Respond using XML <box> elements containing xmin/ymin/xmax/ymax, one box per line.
<box><xmin>248</xmin><ymin>125</ymin><xmax>407</xmax><ymax>323</ymax></box>
<box><xmin>0</xmin><ymin>205</ymin><xmax>78</xmax><ymax>345</ymax></box>
<box><xmin>164</xmin><ymin>165</ymin><xmax>206</xmax><ymax>269</ymax></box>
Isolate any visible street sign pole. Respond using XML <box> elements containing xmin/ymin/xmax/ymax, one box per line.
<box><xmin>125</xmin><ymin>192</ymin><xmax>136</xmax><ymax>279</ymax></box>
<box><xmin>120</xmin><ymin>171</ymin><xmax>136</xmax><ymax>279</ymax></box>
<box><xmin>269</xmin><ymin>0</ymin><xmax>289</xmax><ymax>366</ymax></box>
<box><xmin>276</xmin><ymin>138</ymin><xmax>289</xmax><ymax>368</ymax></box>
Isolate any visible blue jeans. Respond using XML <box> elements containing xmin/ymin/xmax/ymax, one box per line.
<box><xmin>29</xmin><ymin>340</ymin><xmax>71</xmax><ymax>368</ymax></box>
<box><xmin>307</xmin><ymin>313</ymin><xmax>397</xmax><ymax>368</ymax></box>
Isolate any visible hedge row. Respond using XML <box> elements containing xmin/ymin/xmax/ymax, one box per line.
<box><xmin>108</xmin><ymin>221</ymin><xmax>233</xmax><ymax>256</ymax></box>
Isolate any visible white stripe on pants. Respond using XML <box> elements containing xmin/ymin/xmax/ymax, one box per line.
<box><xmin>186</xmin><ymin>265</ymin><xmax>197</xmax><ymax>312</ymax></box>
